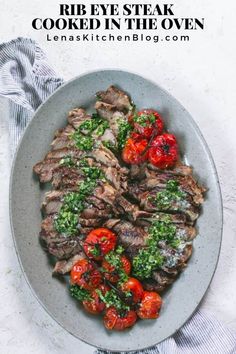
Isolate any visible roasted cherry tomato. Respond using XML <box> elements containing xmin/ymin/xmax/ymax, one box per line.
<box><xmin>103</xmin><ymin>307</ymin><xmax>137</xmax><ymax>331</ymax></box>
<box><xmin>70</xmin><ymin>259</ymin><xmax>102</xmax><ymax>290</ymax></box>
<box><xmin>83</xmin><ymin>284</ymin><xmax>110</xmax><ymax>315</ymax></box>
<box><xmin>148</xmin><ymin>133</ymin><xmax>178</xmax><ymax>169</ymax></box>
<box><xmin>130</xmin><ymin>109</ymin><xmax>164</xmax><ymax>139</ymax></box>
<box><xmin>137</xmin><ymin>291</ymin><xmax>162</xmax><ymax>319</ymax></box>
<box><xmin>102</xmin><ymin>255</ymin><xmax>131</xmax><ymax>283</ymax></box>
<box><xmin>84</xmin><ymin>228</ymin><xmax>117</xmax><ymax>260</ymax></box>
<box><xmin>122</xmin><ymin>137</ymin><xmax>148</xmax><ymax>165</ymax></box>
<box><xmin>121</xmin><ymin>277</ymin><xmax>144</xmax><ymax>303</ymax></box>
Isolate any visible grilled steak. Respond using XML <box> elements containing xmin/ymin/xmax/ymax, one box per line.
<box><xmin>96</xmin><ymin>85</ymin><xmax>132</xmax><ymax>112</ymax></box>
<box><xmin>33</xmin><ymin>85</ymin><xmax>205</xmax><ymax>295</ymax></box>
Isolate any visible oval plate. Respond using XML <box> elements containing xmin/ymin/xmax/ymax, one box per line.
<box><xmin>10</xmin><ymin>70</ymin><xmax>222</xmax><ymax>352</ymax></box>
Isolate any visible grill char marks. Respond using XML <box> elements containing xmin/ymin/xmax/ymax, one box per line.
<box><xmin>96</xmin><ymin>85</ymin><xmax>132</xmax><ymax>112</ymax></box>
<box><xmin>144</xmin><ymin>168</ymin><xmax>206</xmax><ymax>205</ymax></box>
<box><xmin>148</xmin><ymin>161</ymin><xmax>193</xmax><ymax>176</ymax></box>
<box><xmin>104</xmin><ymin>219</ymin><xmax>149</xmax><ymax>256</ymax></box>
<box><xmin>67</xmin><ymin>108</ymin><xmax>91</xmax><ymax>129</ymax></box>
<box><xmin>129</xmin><ymin>187</ymin><xmax>200</xmax><ymax>223</ymax></box>
<box><xmin>128</xmin><ymin>167</ymin><xmax>205</xmax><ymax>223</ymax></box>
<box><xmin>95</xmin><ymin>86</ymin><xmax>133</xmax><ymax>140</ymax></box>
<box><xmin>40</xmin><ymin>215</ymin><xmax>81</xmax><ymax>259</ymax></box>
<box><xmin>51</xmin><ymin>124</ymin><xmax>76</xmax><ymax>151</ymax></box>
<box><xmin>34</xmin><ymin>144</ymin><xmax>128</xmax><ymax>190</ymax></box>
<box><xmin>104</xmin><ymin>217</ymin><xmax>195</xmax><ymax>293</ymax></box>
<box><xmin>33</xmin><ymin>85</ymin><xmax>205</xmax><ymax>292</ymax></box>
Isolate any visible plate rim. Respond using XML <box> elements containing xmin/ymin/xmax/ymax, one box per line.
<box><xmin>9</xmin><ymin>68</ymin><xmax>223</xmax><ymax>352</ymax></box>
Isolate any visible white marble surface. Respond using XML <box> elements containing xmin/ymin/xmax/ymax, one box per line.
<box><xmin>0</xmin><ymin>0</ymin><xmax>236</xmax><ymax>353</ymax></box>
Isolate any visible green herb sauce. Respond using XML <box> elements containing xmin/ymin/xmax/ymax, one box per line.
<box><xmin>117</xmin><ymin>119</ymin><xmax>132</xmax><ymax>150</ymax></box>
<box><xmin>133</xmin><ymin>113</ymin><xmax>156</xmax><ymax>127</ymax></box>
<box><xmin>102</xmin><ymin>140</ymin><xmax>117</xmax><ymax>153</ymax></box>
<box><xmin>153</xmin><ymin>180</ymin><xmax>186</xmax><ymax>210</ymax></box>
<box><xmin>96</xmin><ymin>289</ymin><xmax>131</xmax><ymax>311</ymax></box>
<box><xmin>132</xmin><ymin>248</ymin><xmax>164</xmax><ymax>279</ymax></box>
<box><xmin>70</xmin><ymin>284</ymin><xmax>92</xmax><ymax>301</ymax></box>
<box><xmin>59</xmin><ymin>155</ymin><xmax>76</xmax><ymax>167</ymax></box>
<box><xmin>54</xmin><ymin>163</ymin><xmax>104</xmax><ymax>235</ymax></box>
<box><xmin>71</xmin><ymin>113</ymin><xmax>109</xmax><ymax>151</ymax></box>
<box><xmin>54</xmin><ymin>210</ymin><xmax>78</xmax><ymax>235</ymax></box>
<box><xmin>72</xmin><ymin>132</ymin><xmax>94</xmax><ymax>151</ymax></box>
<box><xmin>132</xmin><ymin>216</ymin><xmax>182</xmax><ymax>279</ymax></box>
<box><xmin>103</xmin><ymin>246</ymin><xmax>128</xmax><ymax>285</ymax></box>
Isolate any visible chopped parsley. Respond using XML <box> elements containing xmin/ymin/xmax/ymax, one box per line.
<box><xmin>116</xmin><ymin>245</ymin><xmax>125</xmax><ymax>254</ymax></box>
<box><xmin>153</xmin><ymin>180</ymin><xmax>186</xmax><ymax>210</ymax></box>
<box><xmin>133</xmin><ymin>248</ymin><xmax>164</xmax><ymax>279</ymax></box>
<box><xmin>54</xmin><ymin>211</ymin><xmax>78</xmax><ymax>235</ymax></box>
<box><xmin>71</xmin><ymin>113</ymin><xmax>109</xmax><ymax>151</ymax></box>
<box><xmin>70</xmin><ymin>285</ymin><xmax>92</xmax><ymax>301</ymax></box>
<box><xmin>117</xmin><ymin>119</ymin><xmax>132</xmax><ymax>150</ymax></box>
<box><xmin>94</xmin><ymin>120</ymin><xmax>110</xmax><ymax>136</ymax></box>
<box><xmin>132</xmin><ymin>216</ymin><xmax>181</xmax><ymax>279</ymax></box>
<box><xmin>81</xmin><ymin>166</ymin><xmax>105</xmax><ymax>180</ymax></box>
<box><xmin>96</xmin><ymin>289</ymin><xmax>131</xmax><ymax>311</ymax></box>
<box><xmin>54</xmin><ymin>165</ymin><xmax>104</xmax><ymax>235</ymax></box>
<box><xmin>133</xmin><ymin>113</ymin><xmax>156</xmax><ymax>127</ymax></box>
<box><xmin>77</xmin><ymin>179</ymin><xmax>97</xmax><ymax>197</ymax></box>
<box><xmin>148</xmin><ymin>217</ymin><xmax>177</xmax><ymax>247</ymax></box>
<box><xmin>102</xmin><ymin>140</ymin><xmax>117</xmax><ymax>153</ymax></box>
<box><xmin>62</xmin><ymin>192</ymin><xmax>85</xmax><ymax>213</ymax></box>
<box><xmin>59</xmin><ymin>155</ymin><xmax>75</xmax><ymax>167</ymax></box>
<box><xmin>103</xmin><ymin>246</ymin><xmax>128</xmax><ymax>285</ymax></box>
<box><xmin>72</xmin><ymin>132</ymin><xmax>94</xmax><ymax>151</ymax></box>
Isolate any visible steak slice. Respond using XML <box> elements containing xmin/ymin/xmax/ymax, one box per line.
<box><xmin>147</xmin><ymin>161</ymin><xmax>193</xmax><ymax>176</ymax></box>
<box><xmin>67</xmin><ymin>108</ymin><xmax>91</xmax><ymax>129</ymax></box>
<box><xmin>143</xmin><ymin>242</ymin><xmax>193</xmax><ymax>293</ymax></box>
<box><xmin>48</xmin><ymin>239</ymin><xmax>81</xmax><ymax>260</ymax></box>
<box><xmin>143</xmin><ymin>271</ymin><xmax>176</xmax><ymax>293</ymax></box>
<box><xmin>95</xmin><ymin>101</ymin><xmax>126</xmax><ymax>136</ymax></box>
<box><xmin>53</xmin><ymin>253</ymin><xmax>85</xmax><ymax>274</ymax></box>
<box><xmin>33</xmin><ymin>158</ymin><xmax>62</xmax><ymax>183</ymax></box>
<box><xmin>128</xmin><ymin>183</ymin><xmax>200</xmax><ymax>223</ymax></box>
<box><xmin>144</xmin><ymin>169</ymin><xmax>206</xmax><ymax>205</ymax></box>
<box><xmin>96</xmin><ymin>85</ymin><xmax>132</xmax><ymax>112</ymax></box>
<box><xmin>51</xmin><ymin>124</ymin><xmax>76</xmax><ymax>151</ymax></box>
<box><xmin>104</xmin><ymin>219</ymin><xmax>148</xmax><ymax>256</ymax></box>
<box><xmin>45</xmin><ymin>147</ymin><xmax>84</xmax><ymax>160</ymax></box>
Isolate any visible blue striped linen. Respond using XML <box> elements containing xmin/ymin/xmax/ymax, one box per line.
<box><xmin>0</xmin><ymin>37</ymin><xmax>63</xmax><ymax>155</ymax></box>
<box><xmin>0</xmin><ymin>37</ymin><xmax>235</xmax><ymax>354</ymax></box>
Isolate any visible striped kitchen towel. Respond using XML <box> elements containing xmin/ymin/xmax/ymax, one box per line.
<box><xmin>0</xmin><ymin>37</ymin><xmax>63</xmax><ymax>155</ymax></box>
<box><xmin>96</xmin><ymin>310</ymin><xmax>236</xmax><ymax>354</ymax></box>
<box><xmin>0</xmin><ymin>37</ymin><xmax>235</xmax><ymax>354</ymax></box>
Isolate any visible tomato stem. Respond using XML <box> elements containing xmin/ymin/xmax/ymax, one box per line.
<box><xmin>140</xmin><ymin>124</ymin><xmax>158</xmax><ymax>157</ymax></box>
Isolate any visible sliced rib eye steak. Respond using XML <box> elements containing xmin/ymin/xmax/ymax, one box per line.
<box><xmin>33</xmin><ymin>85</ymin><xmax>205</xmax><ymax>295</ymax></box>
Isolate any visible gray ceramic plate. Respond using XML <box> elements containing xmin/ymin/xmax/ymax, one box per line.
<box><xmin>10</xmin><ymin>70</ymin><xmax>222</xmax><ymax>352</ymax></box>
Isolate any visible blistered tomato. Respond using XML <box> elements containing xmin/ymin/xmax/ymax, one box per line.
<box><xmin>83</xmin><ymin>284</ymin><xmax>110</xmax><ymax>314</ymax></box>
<box><xmin>102</xmin><ymin>255</ymin><xmax>131</xmax><ymax>283</ymax></box>
<box><xmin>137</xmin><ymin>291</ymin><xmax>162</xmax><ymax>319</ymax></box>
<box><xmin>130</xmin><ymin>109</ymin><xmax>164</xmax><ymax>139</ymax></box>
<box><xmin>148</xmin><ymin>133</ymin><xmax>178</xmax><ymax>169</ymax></box>
<box><xmin>70</xmin><ymin>259</ymin><xmax>102</xmax><ymax>290</ymax></box>
<box><xmin>104</xmin><ymin>307</ymin><xmax>137</xmax><ymax>331</ymax></box>
<box><xmin>122</xmin><ymin>137</ymin><xmax>148</xmax><ymax>165</ymax></box>
<box><xmin>121</xmin><ymin>277</ymin><xmax>144</xmax><ymax>303</ymax></box>
<box><xmin>84</xmin><ymin>228</ymin><xmax>117</xmax><ymax>260</ymax></box>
